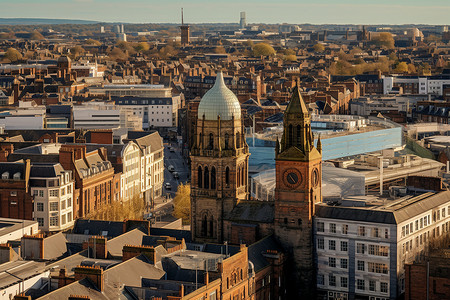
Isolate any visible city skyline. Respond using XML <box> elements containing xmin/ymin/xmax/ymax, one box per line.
<box><xmin>1</xmin><ymin>0</ymin><xmax>449</xmax><ymax>25</ymax></box>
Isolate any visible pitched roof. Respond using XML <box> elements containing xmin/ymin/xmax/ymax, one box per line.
<box><xmin>226</xmin><ymin>201</ymin><xmax>274</xmax><ymax>223</ymax></box>
<box><xmin>285</xmin><ymin>85</ymin><xmax>308</xmax><ymax>116</ymax></box>
<box><xmin>248</xmin><ymin>235</ymin><xmax>284</xmax><ymax>273</ymax></box>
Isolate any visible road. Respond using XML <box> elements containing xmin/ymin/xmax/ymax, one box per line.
<box><xmin>162</xmin><ymin>141</ymin><xmax>190</xmax><ymax>198</ymax></box>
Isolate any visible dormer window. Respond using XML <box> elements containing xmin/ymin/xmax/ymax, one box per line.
<box><xmin>2</xmin><ymin>172</ymin><xmax>9</xmax><ymax>179</ymax></box>
<box><xmin>13</xmin><ymin>172</ymin><xmax>20</xmax><ymax>180</ymax></box>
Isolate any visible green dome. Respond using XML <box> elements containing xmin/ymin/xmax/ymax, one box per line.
<box><xmin>198</xmin><ymin>72</ymin><xmax>241</xmax><ymax>120</ymax></box>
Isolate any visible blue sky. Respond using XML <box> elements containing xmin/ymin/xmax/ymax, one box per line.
<box><xmin>0</xmin><ymin>0</ymin><xmax>449</xmax><ymax>24</ymax></box>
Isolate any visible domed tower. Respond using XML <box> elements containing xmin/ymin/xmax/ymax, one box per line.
<box><xmin>190</xmin><ymin>72</ymin><xmax>250</xmax><ymax>243</ymax></box>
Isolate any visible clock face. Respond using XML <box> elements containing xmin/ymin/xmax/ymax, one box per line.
<box><xmin>283</xmin><ymin>168</ymin><xmax>302</xmax><ymax>189</ymax></box>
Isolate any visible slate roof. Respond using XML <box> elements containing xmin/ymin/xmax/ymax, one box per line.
<box><xmin>248</xmin><ymin>235</ymin><xmax>284</xmax><ymax>273</ymax></box>
<box><xmin>107</xmin><ymin>229</ymin><xmax>147</xmax><ymax>258</ymax></box>
<box><xmin>316</xmin><ymin>191</ymin><xmax>450</xmax><ymax>225</ymax></box>
<box><xmin>149</xmin><ymin>228</ymin><xmax>192</xmax><ymax>243</ymax></box>
<box><xmin>30</xmin><ymin>163</ymin><xmax>65</xmax><ymax>178</ymax></box>
<box><xmin>72</xmin><ymin>219</ymin><xmax>124</xmax><ymax>238</ymax></box>
<box><xmin>36</xmin><ymin>278</ymin><xmax>108</xmax><ymax>300</ymax></box>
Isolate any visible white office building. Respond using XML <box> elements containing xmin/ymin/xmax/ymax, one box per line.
<box><xmin>315</xmin><ymin>190</ymin><xmax>450</xmax><ymax>300</ymax></box>
<box><xmin>30</xmin><ymin>163</ymin><xmax>75</xmax><ymax>232</ymax></box>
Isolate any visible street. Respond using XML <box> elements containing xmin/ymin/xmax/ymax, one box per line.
<box><xmin>162</xmin><ymin>141</ymin><xmax>189</xmax><ymax>198</ymax></box>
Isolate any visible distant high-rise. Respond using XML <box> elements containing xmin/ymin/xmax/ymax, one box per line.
<box><xmin>100</xmin><ymin>26</ymin><xmax>105</xmax><ymax>33</ymax></box>
<box><xmin>121</xmin><ymin>24</ymin><xmax>125</xmax><ymax>34</ymax></box>
<box><xmin>114</xmin><ymin>25</ymin><xmax>120</xmax><ymax>34</ymax></box>
<box><xmin>240</xmin><ymin>11</ymin><xmax>246</xmax><ymax>29</ymax></box>
<box><xmin>180</xmin><ymin>8</ymin><xmax>190</xmax><ymax>46</ymax></box>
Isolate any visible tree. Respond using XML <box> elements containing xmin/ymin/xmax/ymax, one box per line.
<box><xmin>395</xmin><ymin>62</ymin><xmax>408</xmax><ymax>73</ymax></box>
<box><xmin>243</xmin><ymin>39</ymin><xmax>254</xmax><ymax>47</ymax></box>
<box><xmin>313</xmin><ymin>43</ymin><xmax>325</xmax><ymax>53</ymax></box>
<box><xmin>4</xmin><ymin>48</ymin><xmax>22</xmax><ymax>62</ymax></box>
<box><xmin>283</xmin><ymin>54</ymin><xmax>297</xmax><ymax>61</ymax></box>
<box><xmin>372</xmin><ymin>32</ymin><xmax>395</xmax><ymax>49</ymax></box>
<box><xmin>408</xmin><ymin>64</ymin><xmax>417</xmax><ymax>74</ymax></box>
<box><xmin>86</xmin><ymin>38</ymin><xmax>101</xmax><ymax>46</ymax></box>
<box><xmin>108</xmin><ymin>47</ymin><xmax>128</xmax><ymax>61</ymax></box>
<box><xmin>172</xmin><ymin>183</ymin><xmax>190</xmax><ymax>224</ymax></box>
<box><xmin>134</xmin><ymin>42</ymin><xmax>150</xmax><ymax>52</ymax></box>
<box><xmin>252</xmin><ymin>43</ymin><xmax>276</xmax><ymax>57</ymax></box>
<box><xmin>30</xmin><ymin>30</ymin><xmax>45</xmax><ymax>40</ymax></box>
<box><xmin>214</xmin><ymin>46</ymin><xmax>226</xmax><ymax>54</ymax></box>
<box><xmin>70</xmin><ymin>45</ymin><xmax>85</xmax><ymax>58</ymax></box>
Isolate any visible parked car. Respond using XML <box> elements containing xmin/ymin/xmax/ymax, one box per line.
<box><xmin>173</xmin><ymin>172</ymin><xmax>179</xmax><ymax>179</ymax></box>
<box><xmin>168</xmin><ymin>165</ymin><xmax>175</xmax><ymax>172</ymax></box>
<box><xmin>164</xmin><ymin>182</ymin><xmax>172</xmax><ymax>190</ymax></box>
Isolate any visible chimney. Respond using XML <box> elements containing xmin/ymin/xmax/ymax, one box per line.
<box><xmin>0</xmin><ymin>243</ymin><xmax>15</xmax><ymax>263</ymax></box>
<box><xmin>74</xmin><ymin>265</ymin><xmax>104</xmax><ymax>291</ymax></box>
<box><xmin>59</xmin><ymin>145</ymin><xmax>86</xmax><ymax>171</ymax></box>
<box><xmin>0</xmin><ymin>144</ymin><xmax>13</xmax><ymax>162</ymax></box>
<box><xmin>83</xmin><ymin>236</ymin><xmax>107</xmax><ymax>259</ymax></box>
<box><xmin>122</xmin><ymin>245</ymin><xmax>156</xmax><ymax>263</ymax></box>
<box><xmin>179</xmin><ymin>284</ymin><xmax>184</xmax><ymax>297</ymax></box>
<box><xmin>21</xmin><ymin>234</ymin><xmax>45</xmax><ymax>260</ymax></box>
<box><xmin>13</xmin><ymin>79</ymin><xmax>20</xmax><ymax>103</ymax></box>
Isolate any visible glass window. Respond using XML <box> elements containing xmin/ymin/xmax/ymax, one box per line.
<box><xmin>340</xmin><ymin>277</ymin><xmax>348</xmax><ymax>288</ymax></box>
<box><xmin>37</xmin><ymin>218</ymin><xmax>44</xmax><ymax>226</ymax></box>
<box><xmin>357</xmin><ymin>243</ymin><xmax>365</xmax><ymax>254</ymax></box>
<box><xmin>49</xmin><ymin>202</ymin><xmax>58</xmax><ymax>211</ymax></box>
<box><xmin>357</xmin><ymin>279</ymin><xmax>365</xmax><ymax>290</ymax></box>
<box><xmin>49</xmin><ymin>189</ymin><xmax>59</xmax><ymax>197</ymax></box>
<box><xmin>330</xmin><ymin>223</ymin><xmax>336</xmax><ymax>233</ymax></box>
<box><xmin>342</xmin><ymin>224</ymin><xmax>348</xmax><ymax>234</ymax></box>
<box><xmin>67</xmin><ymin>212</ymin><xmax>72</xmax><ymax>222</ymax></box>
<box><xmin>329</xmin><ymin>274</ymin><xmax>336</xmax><ymax>287</ymax></box>
<box><xmin>358</xmin><ymin>226</ymin><xmax>366</xmax><ymax>236</ymax></box>
<box><xmin>61</xmin><ymin>214</ymin><xmax>66</xmax><ymax>225</ymax></box>
<box><xmin>341</xmin><ymin>241</ymin><xmax>348</xmax><ymax>252</ymax></box>
<box><xmin>36</xmin><ymin>202</ymin><xmax>44</xmax><ymax>212</ymax></box>
<box><xmin>369</xmin><ymin>280</ymin><xmax>376</xmax><ymax>292</ymax></box>
<box><xmin>50</xmin><ymin>216</ymin><xmax>58</xmax><ymax>227</ymax></box>
<box><xmin>317</xmin><ymin>238</ymin><xmax>324</xmax><ymax>250</ymax></box>
<box><xmin>340</xmin><ymin>258</ymin><xmax>348</xmax><ymax>269</ymax></box>
<box><xmin>329</xmin><ymin>257</ymin><xmax>336</xmax><ymax>268</ymax></box>
<box><xmin>381</xmin><ymin>282</ymin><xmax>388</xmax><ymax>293</ymax></box>
<box><xmin>357</xmin><ymin>260</ymin><xmax>365</xmax><ymax>271</ymax></box>
<box><xmin>317</xmin><ymin>222</ymin><xmax>324</xmax><ymax>232</ymax></box>
<box><xmin>329</xmin><ymin>240</ymin><xmax>336</xmax><ymax>251</ymax></box>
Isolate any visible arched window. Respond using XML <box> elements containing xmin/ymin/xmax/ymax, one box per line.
<box><xmin>241</xmin><ymin>167</ymin><xmax>245</xmax><ymax>186</ymax></box>
<box><xmin>202</xmin><ymin>214</ymin><xmax>207</xmax><ymax>236</ymax></box>
<box><xmin>289</xmin><ymin>124</ymin><xmax>293</xmax><ymax>146</ymax></box>
<box><xmin>209</xmin><ymin>216</ymin><xmax>214</xmax><ymax>237</ymax></box>
<box><xmin>211</xmin><ymin>167</ymin><xmax>216</xmax><ymax>189</ymax></box>
<box><xmin>236</xmin><ymin>132</ymin><xmax>240</xmax><ymax>148</ymax></box>
<box><xmin>296</xmin><ymin>124</ymin><xmax>301</xmax><ymax>147</ymax></box>
<box><xmin>209</xmin><ymin>133</ymin><xmax>214</xmax><ymax>150</ymax></box>
<box><xmin>225</xmin><ymin>133</ymin><xmax>229</xmax><ymax>149</ymax></box>
<box><xmin>237</xmin><ymin>167</ymin><xmax>241</xmax><ymax>187</ymax></box>
<box><xmin>225</xmin><ymin>167</ymin><xmax>230</xmax><ymax>185</ymax></box>
<box><xmin>198</xmin><ymin>166</ymin><xmax>203</xmax><ymax>188</ymax></box>
<box><xmin>199</xmin><ymin>133</ymin><xmax>202</xmax><ymax>147</ymax></box>
<box><xmin>204</xmin><ymin>166</ymin><xmax>209</xmax><ymax>189</ymax></box>
<box><xmin>298</xmin><ymin>218</ymin><xmax>302</xmax><ymax>226</ymax></box>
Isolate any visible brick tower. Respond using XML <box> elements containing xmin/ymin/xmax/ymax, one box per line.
<box><xmin>274</xmin><ymin>83</ymin><xmax>322</xmax><ymax>298</ymax></box>
<box><xmin>190</xmin><ymin>72</ymin><xmax>249</xmax><ymax>243</ymax></box>
<box><xmin>180</xmin><ymin>8</ymin><xmax>190</xmax><ymax>46</ymax></box>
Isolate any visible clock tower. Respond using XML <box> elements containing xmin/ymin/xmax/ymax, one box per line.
<box><xmin>274</xmin><ymin>83</ymin><xmax>322</xmax><ymax>298</ymax></box>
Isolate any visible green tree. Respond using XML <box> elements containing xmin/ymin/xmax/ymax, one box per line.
<box><xmin>135</xmin><ymin>42</ymin><xmax>150</xmax><ymax>52</ymax></box>
<box><xmin>4</xmin><ymin>48</ymin><xmax>22</xmax><ymax>62</ymax></box>
<box><xmin>252</xmin><ymin>43</ymin><xmax>276</xmax><ymax>57</ymax></box>
<box><xmin>172</xmin><ymin>183</ymin><xmax>190</xmax><ymax>224</ymax></box>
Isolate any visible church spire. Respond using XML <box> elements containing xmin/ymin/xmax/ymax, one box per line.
<box><xmin>285</xmin><ymin>80</ymin><xmax>309</xmax><ymax>118</ymax></box>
